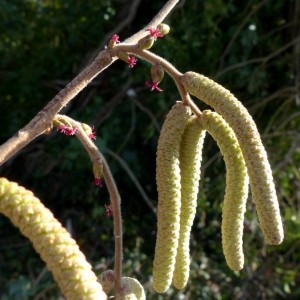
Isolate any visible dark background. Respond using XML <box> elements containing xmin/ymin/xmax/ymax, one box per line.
<box><xmin>0</xmin><ymin>0</ymin><xmax>299</xmax><ymax>299</ymax></box>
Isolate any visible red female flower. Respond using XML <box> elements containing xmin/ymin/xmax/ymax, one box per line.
<box><xmin>111</xmin><ymin>34</ymin><xmax>120</xmax><ymax>43</ymax></box>
<box><xmin>146</xmin><ymin>27</ymin><xmax>164</xmax><ymax>39</ymax></box>
<box><xmin>57</xmin><ymin>125</ymin><xmax>77</xmax><ymax>136</ymax></box>
<box><xmin>104</xmin><ymin>204</ymin><xmax>113</xmax><ymax>217</ymax></box>
<box><xmin>128</xmin><ymin>56</ymin><xmax>137</xmax><ymax>68</ymax></box>
<box><xmin>92</xmin><ymin>177</ymin><xmax>102</xmax><ymax>187</ymax></box>
<box><xmin>146</xmin><ymin>80</ymin><xmax>163</xmax><ymax>92</ymax></box>
<box><xmin>89</xmin><ymin>126</ymin><xmax>97</xmax><ymax>140</ymax></box>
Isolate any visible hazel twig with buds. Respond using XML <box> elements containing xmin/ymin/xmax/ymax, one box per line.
<box><xmin>53</xmin><ymin>114</ymin><xmax>124</xmax><ymax>297</ymax></box>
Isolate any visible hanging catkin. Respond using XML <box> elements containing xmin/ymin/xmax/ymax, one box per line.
<box><xmin>181</xmin><ymin>72</ymin><xmax>284</xmax><ymax>245</ymax></box>
<box><xmin>200</xmin><ymin>110</ymin><xmax>249</xmax><ymax>271</ymax></box>
<box><xmin>0</xmin><ymin>177</ymin><xmax>107</xmax><ymax>300</ymax></box>
<box><xmin>153</xmin><ymin>101</ymin><xmax>191</xmax><ymax>293</ymax></box>
<box><xmin>172</xmin><ymin>115</ymin><xmax>206</xmax><ymax>289</ymax></box>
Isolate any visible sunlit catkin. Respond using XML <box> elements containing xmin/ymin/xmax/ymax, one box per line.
<box><xmin>201</xmin><ymin>110</ymin><xmax>249</xmax><ymax>271</ymax></box>
<box><xmin>0</xmin><ymin>177</ymin><xmax>107</xmax><ymax>300</ymax></box>
<box><xmin>153</xmin><ymin>101</ymin><xmax>191</xmax><ymax>293</ymax></box>
<box><xmin>173</xmin><ymin>115</ymin><xmax>206</xmax><ymax>289</ymax></box>
<box><xmin>181</xmin><ymin>72</ymin><xmax>284</xmax><ymax>245</ymax></box>
<box><xmin>120</xmin><ymin>277</ymin><xmax>146</xmax><ymax>300</ymax></box>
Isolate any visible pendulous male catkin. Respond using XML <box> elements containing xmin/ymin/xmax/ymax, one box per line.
<box><xmin>153</xmin><ymin>101</ymin><xmax>191</xmax><ymax>293</ymax></box>
<box><xmin>0</xmin><ymin>177</ymin><xmax>107</xmax><ymax>300</ymax></box>
<box><xmin>181</xmin><ymin>72</ymin><xmax>284</xmax><ymax>245</ymax></box>
<box><xmin>200</xmin><ymin>110</ymin><xmax>249</xmax><ymax>271</ymax></box>
<box><xmin>172</xmin><ymin>115</ymin><xmax>206</xmax><ymax>289</ymax></box>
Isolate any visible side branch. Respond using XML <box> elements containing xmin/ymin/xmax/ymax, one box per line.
<box><xmin>0</xmin><ymin>0</ymin><xmax>179</xmax><ymax>167</ymax></box>
<box><xmin>0</xmin><ymin>50</ymin><xmax>113</xmax><ymax>166</ymax></box>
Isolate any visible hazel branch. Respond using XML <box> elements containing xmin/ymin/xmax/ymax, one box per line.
<box><xmin>0</xmin><ymin>0</ymin><xmax>180</xmax><ymax>167</ymax></box>
<box><xmin>54</xmin><ymin>115</ymin><xmax>123</xmax><ymax>298</ymax></box>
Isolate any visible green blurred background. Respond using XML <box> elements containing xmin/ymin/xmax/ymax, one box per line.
<box><xmin>0</xmin><ymin>0</ymin><xmax>299</xmax><ymax>299</ymax></box>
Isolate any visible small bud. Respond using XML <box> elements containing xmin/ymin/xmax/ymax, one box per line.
<box><xmin>108</xmin><ymin>34</ymin><xmax>120</xmax><ymax>48</ymax></box>
<box><xmin>98</xmin><ymin>269</ymin><xmax>115</xmax><ymax>295</ymax></box>
<box><xmin>138</xmin><ymin>36</ymin><xmax>155</xmax><ymax>50</ymax></box>
<box><xmin>117</xmin><ymin>51</ymin><xmax>130</xmax><ymax>63</ymax></box>
<box><xmin>81</xmin><ymin>123</ymin><xmax>96</xmax><ymax>140</ymax></box>
<box><xmin>151</xmin><ymin>64</ymin><xmax>164</xmax><ymax>83</ymax></box>
<box><xmin>157</xmin><ymin>23</ymin><xmax>170</xmax><ymax>36</ymax></box>
<box><xmin>92</xmin><ymin>160</ymin><xmax>103</xmax><ymax>187</ymax></box>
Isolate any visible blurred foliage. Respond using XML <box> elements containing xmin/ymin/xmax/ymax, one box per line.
<box><xmin>0</xmin><ymin>0</ymin><xmax>300</xmax><ymax>299</ymax></box>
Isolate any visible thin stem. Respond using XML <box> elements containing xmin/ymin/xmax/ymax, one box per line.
<box><xmin>55</xmin><ymin>115</ymin><xmax>123</xmax><ymax>298</ymax></box>
<box><xmin>111</xmin><ymin>44</ymin><xmax>182</xmax><ymax>81</ymax></box>
<box><xmin>102</xmin><ymin>158</ymin><xmax>123</xmax><ymax>299</ymax></box>
<box><xmin>110</xmin><ymin>44</ymin><xmax>203</xmax><ymax>117</ymax></box>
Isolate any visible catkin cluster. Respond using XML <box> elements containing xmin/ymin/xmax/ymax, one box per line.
<box><xmin>153</xmin><ymin>71</ymin><xmax>284</xmax><ymax>293</ymax></box>
<box><xmin>181</xmin><ymin>71</ymin><xmax>284</xmax><ymax>245</ymax></box>
<box><xmin>153</xmin><ymin>101</ymin><xmax>192</xmax><ymax>293</ymax></box>
<box><xmin>0</xmin><ymin>177</ymin><xmax>107</xmax><ymax>300</ymax></box>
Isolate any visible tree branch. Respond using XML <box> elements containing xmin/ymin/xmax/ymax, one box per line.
<box><xmin>0</xmin><ymin>0</ymin><xmax>180</xmax><ymax>167</ymax></box>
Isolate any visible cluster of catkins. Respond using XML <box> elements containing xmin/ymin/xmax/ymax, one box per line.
<box><xmin>152</xmin><ymin>71</ymin><xmax>284</xmax><ymax>293</ymax></box>
<box><xmin>0</xmin><ymin>69</ymin><xmax>284</xmax><ymax>300</ymax></box>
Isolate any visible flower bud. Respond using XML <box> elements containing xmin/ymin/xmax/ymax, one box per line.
<box><xmin>117</xmin><ymin>51</ymin><xmax>130</xmax><ymax>63</ymax></box>
<box><xmin>108</xmin><ymin>34</ymin><xmax>120</xmax><ymax>48</ymax></box>
<box><xmin>138</xmin><ymin>36</ymin><xmax>155</xmax><ymax>50</ymax></box>
<box><xmin>150</xmin><ymin>64</ymin><xmax>164</xmax><ymax>84</ymax></box>
<box><xmin>157</xmin><ymin>23</ymin><xmax>170</xmax><ymax>36</ymax></box>
<box><xmin>98</xmin><ymin>269</ymin><xmax>115</xmax><ymax>295</ymax></box>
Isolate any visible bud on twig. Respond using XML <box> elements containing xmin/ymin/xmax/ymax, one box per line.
<box><xmin>138</xmin><ymin>36</ymin><xmax>155</xmax><ymax>50</ymax></box>
<box><xmin>151</xmin><ymin>64</ymin><xmax>164</xmax><ymax>84</ymax></box>
<box><xmin>157</xmin><ymin>23</ymin><xmax>170</xmax><ymax>36</ymax></box>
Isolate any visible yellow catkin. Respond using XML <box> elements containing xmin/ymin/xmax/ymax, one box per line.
<box><xmin>172</xmin><ymin>115</ymin><xmax>206</xmax><ymax>289</ymax></box>
<box><xmin>200</xmin><ymin>110</ymin><xmax>249</xmax><ymax>271</ymax></box>
<box><xmin>0</xmin><ymin>177</ymin><xmax>107</xmax><ymax>300</ymax></box>
<box><xmin>153</xmin><ymin>101</ymin><xmax>191</xmax><ymax>293</ymax></box>
<box><xmin>181</xmin><ymin>72</ymin><xmax>284</xmax><ymax>245</ymax></box>
<box><xmin>120</xmin><ymin>277</ymin><xmax>146</xmax><ymax>300</ymax></box>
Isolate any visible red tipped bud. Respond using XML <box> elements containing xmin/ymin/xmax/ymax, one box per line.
<box><xmin>108</xmin><ymin>34</ymin><xmax>120</xmax><ymax>48</ymax></box>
